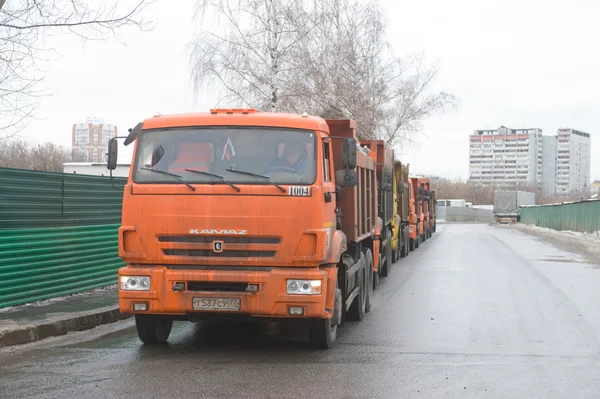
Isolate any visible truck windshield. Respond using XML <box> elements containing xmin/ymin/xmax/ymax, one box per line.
<box><xmin>132</xmin><ymin>127</ymin><xmax>317</xmax><ymax>186</ymax></box>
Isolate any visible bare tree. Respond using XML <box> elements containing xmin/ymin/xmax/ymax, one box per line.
<box><xmin>0</xmin><ymin>0</ymin><xmax>153</xmax><ymax>139</ymax></box>
<box><xmin>189</xmin><ymin>0</ymin><xmax>455</xmax><ymax>146</ymax></box>
<box><xmin>190</xmin><ymin>0</ymin><xmax>309</xmax><ymax>111</ymax></box>
<box><xmin>0</xmin><ymin>139</ymin><xmax>69</xmax><ymax>171</ymax></box>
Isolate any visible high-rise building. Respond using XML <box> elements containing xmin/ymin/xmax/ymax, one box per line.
<box><xmin>555</xmin><ymin>128</ymin><xmax>591</xmax><ymax>194</ymax></box>
<box><xmin>541</xmin><ymin>135</ymin><xmax>557</xmax><ymax>195</ymax></box>
<box><xmin>71</xmin><ymin>117</ymin><xmax>118</xmax><ymax>162</ymax></box>
<box><xmin>469</xmin><ymin>126</ymin><xmax>543</xmax><ymax>187</ymax></box>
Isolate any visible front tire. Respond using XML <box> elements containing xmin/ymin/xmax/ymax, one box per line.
<box><xmin>309</xmin><ymin>276</ymin><xmax>340</xmax><ymax>349</ymax></box>
<box><xmin>135</xmin><ymin>314</ymin><xmax>173</xmax><ymax>344</ymax></box>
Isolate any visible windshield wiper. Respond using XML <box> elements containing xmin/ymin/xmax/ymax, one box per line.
<box><xmin>184</xmin><ymin>169</ymin><xmax>241</xmax><ymax>192</ymax></box>
<box><xmin>225</xmin><ymin>168</ymin><xmax>286</xmax><ymax>193</ymax></box>
<box><xmin>141</xmin><ymin>167</ymin><xmax>195</xmax><ymax>191</ymax></box>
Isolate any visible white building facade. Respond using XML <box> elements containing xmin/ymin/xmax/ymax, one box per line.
<box><xmin>71</xmin><ymin>117</ymin><xmax>118</xmax><ymax>162</ymax></box>
<box><xmin>469</xmin><ymin>126</ymin><xmax>543</xmax><ymax>188</ymax></box>
<box><xmin>541</xmin><ymin>135</ymin><xmax>557</xmax><ymax>195</ymax></box>
<box><xmin>555</xmin><ymin>128</ymin><xmax>591</xmax><ymax>194</ymax></box>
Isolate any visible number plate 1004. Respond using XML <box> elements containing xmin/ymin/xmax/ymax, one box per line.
<box><xmin>192</xmin><ymin>297</ymin><xmax>241</xmax><ymax>311</ymax></box>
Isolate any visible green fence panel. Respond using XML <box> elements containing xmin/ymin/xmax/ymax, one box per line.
<box><xmin>62</xmin><ymin>173</ymin><xmax>125</xmax><ymax>226</ymax></box>
<box><xmin>0</xmin><ymin>168</ymin><xmax>64</xmax><ymax>228</ymax></box>
<box><xmin>0</xmin><ymin>167</ymin><xmax>126</xmax><ymax>229</ymax></box>
<box><xmin>520</xmin><ymin>200</ymin><xmax>600</xmax><ymax>233</ymax></box>
<box><xmin>0</xmin><ymin>224</ymin><xmax>125</xmax><ymax>308</ymax></box>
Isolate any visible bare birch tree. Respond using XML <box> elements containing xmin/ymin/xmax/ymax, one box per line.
<box><xmin>190</xmin><ymin>0</ymin><xmax>310</xmax><ymax>111</ymax></box>
<box><xmin>0</xmin><ymin>0</ymin><xmax>153</xmax><ymax>139</ymax></box>
<box><xmin>189</xmin><ymin>0</ymin><xmax>455</xmax><ymax>145</ymax></box>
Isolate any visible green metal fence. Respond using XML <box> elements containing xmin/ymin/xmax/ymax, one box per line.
<box><xmin>0</xmin><ymin>224</ymin><xmax>125</xmax><ymax>308</ymax></box>
<box><xmin>0</xmin><ymin>167</ymin><xmax>126</xmax><ymax>229</ymax></box>
<box><xmin>0</xmin><ymin>167</ymin><xmax>127</xmax><ymax>307</ymax></box>
<box><xmin>520</xmin><ymin>200</ymin><xmax>600</xmax><ymax>232</ymax></box>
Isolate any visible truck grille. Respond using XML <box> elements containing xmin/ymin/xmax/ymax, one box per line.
<box><xmin>163</xmin><ymin>249</ymin><xmax>276</xmax><ymax>258</ymax></box>
<box><xmin>187</xmin><ymin>281</ymin><xmax>249</xmax><ymax>292</ymax></box>
<box><xmin>158</xmin><ymin>236</ymin><xmax>280</xmax><ymax>244</ymax></box>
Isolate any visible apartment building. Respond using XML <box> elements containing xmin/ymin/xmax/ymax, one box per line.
<box><xmin>469</xmin><ymin>126</ymin><xmax>543</xmax><ymax>188</ymax></box>
<box><xmin>71</xmin><ymin>117</ymin><xmax>118</xmax><ymax>162</ymax></box>
<box><xmin>555</xmin><ymin>128</ymin><xmax>591</xmax><ymax>194</ymax></box>
<box><xmin>541</xmin><ymin>135</ymin><xmax>557</xmax><ymax>195</ymax></box>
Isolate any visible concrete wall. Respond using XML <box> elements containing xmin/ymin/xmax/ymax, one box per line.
<box><xmin>437</xmin><ymin>206</ymin><xmax>494</xmax><ymax>223</ymax></box>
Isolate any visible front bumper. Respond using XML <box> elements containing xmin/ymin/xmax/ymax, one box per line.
<box><xmin>118</xmin><ymin>265</ymin><xmax>335</xmax><ymax>319</ymax></box>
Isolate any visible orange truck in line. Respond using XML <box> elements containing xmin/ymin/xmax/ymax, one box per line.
<box><xmin>408</xmin><ymin>178</ymin><xmax>421</xmax><ymax>250</ymax></box>
<box><xmin>359</xmin><ymin>140</ymin><xmax>395</xmax><ymax>285</ymax></box>
<box><xmin>106</xmin><ymin>109</ymin><xmax>391</xmax><ymax>349</ymax></box>
<box><xmin>417</xmin><ymin>178</ymin><xmax>432</xmax><ymax>242</ymax></box>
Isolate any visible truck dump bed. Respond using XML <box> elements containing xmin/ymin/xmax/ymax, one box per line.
<box><xmin>328</xmin><ymin>120</ymin><xmax>377</xmax><ymax>243</ymax></box>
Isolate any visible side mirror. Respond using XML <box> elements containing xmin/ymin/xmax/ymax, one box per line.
<box><xmin>106</xmin><ymin>138</ymin><xmax>118</xmax><ymax>170</ymax></box>
<box><xmin>341</xmin><ymin>138</ymin><xmax>357</xmax><ymax>170</ymax></box>
<box><xmin>124</xmin><ymin>122</ymin><xmax>143</xmax><ymax>146</ymax></box>
<box><xmin>335</xmin><ymin>169</ymin><xmax>357</xmax><ymax>188</ymax></box>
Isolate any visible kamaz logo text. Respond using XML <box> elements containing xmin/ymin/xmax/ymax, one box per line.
<box><xmin>189</xmin><ymin>229</ymin><xmax>247</xmax><ymax>235</ymax></box>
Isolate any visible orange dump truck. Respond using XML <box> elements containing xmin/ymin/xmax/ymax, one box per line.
<box><xmin>418</xmin><ymin>178</ymin><xmax>432</xmax><ymax>242</ymax></box>
<box><xmin>408</xmin><ymin>177</ymin><xmax>434</xmax><ymax>249</ymax></box>
<box><xmin>359</xmin><ymin>140</ymin><xmax>394</xmax><ymax>284</ymax></box>
<box><xmin>107</xmin><ymin>110</ymin><xmax>385</xmax><ymax>349</ymax></box>
<box><xmin>408</xmin><ymin>178</ymin><xmax>421</xmax><ymax>250</ymax></box>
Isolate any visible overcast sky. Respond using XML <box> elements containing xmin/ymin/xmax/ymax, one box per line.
<box><xmin>17</xmin><ymin>0</ymin><xmax>600</xmax><ymax>181</ymax></box>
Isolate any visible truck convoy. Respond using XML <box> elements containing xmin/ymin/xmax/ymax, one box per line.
<box><xmin>493</xmin><ymin>190</ymin><xmax>536</xmax><ymax>223</ymax></box>
<box><xmin>107</xmin><ymin>109</ymin><xmax>435</xmax><ymax>349</ymax></box>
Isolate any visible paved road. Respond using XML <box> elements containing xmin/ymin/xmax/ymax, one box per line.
<box><xmin>2</xmin><ymin>224</ymin><xmax>600</xmax><ymax>398</ymax></box>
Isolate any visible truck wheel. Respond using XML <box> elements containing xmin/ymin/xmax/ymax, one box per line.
<box><xmin>309</xmin><ymin>277</ymin><xmax>339</xmax><ymax>349</ymax></box>
<box><xmin>381</xmin><ymin>229</ymin><xmax>392</xmax><ymax>277</ymax></box>
<box><xmin>405</xmin><ymin>234</ymin><xmax>410</xmax><ymax>256</ymax></box>
<box><xmin>372</xmin><ymin>256</ymin><xmax>380</xmax><ymax>291</ymax></box>
<box><xmin>364</xmin><ymin>250</ymin><xmax>373</xmax><ymax>313</ymax></box>
<box><xmin>415</xmin><ymin>234</ymin><xmax>420</xmax><ymax>249</ymax></box>
<box><xmin>409</xmin><ymin>238</ymin><xmax>415</xmax><ymax>251</ymax></box>
<box><xmin>347</xmin><ymin>261</ymin><xmax>366</xmax><ymax>321</ymax></box>
<box><xmin>135</xmin><ymin>314</ymin><xmax>173</xmax><ymax>345</ymax></box>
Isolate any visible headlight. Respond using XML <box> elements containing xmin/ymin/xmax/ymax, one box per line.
<box><xmin>120</xmin><ymin>276</ymin><xmax>150</xmax><ymax>291</ymax></box>
<box><xmin>286</xmin><ymin>279</ymin><xmax>321</xmax><ymax>295</ymax></box>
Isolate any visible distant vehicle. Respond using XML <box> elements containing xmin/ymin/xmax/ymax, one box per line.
<box><xmin>493</xmin><ymin>191</ymin><xmax>536</xmax><ymax>223</ymax></box>
<box><xmin>437</xmin><ymin>199</ymin><xmax>467</xmax><ymax>207</ymax></box>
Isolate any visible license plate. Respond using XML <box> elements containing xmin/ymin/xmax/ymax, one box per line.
<box><xmin>192</xmin><ymin>297</ymin><xmax>240</xmax><ymax>312</ymax></box>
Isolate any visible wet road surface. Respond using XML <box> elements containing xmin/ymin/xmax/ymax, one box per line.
<box><xmin>2</xmin><ymin>224</ymin><xmax>600</xmax><ymax>398</ymax></box>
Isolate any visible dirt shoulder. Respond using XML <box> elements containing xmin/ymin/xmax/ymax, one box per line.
<box><xmin>494</xmin><ymin>223</ymin><xmax>600</xmax><ymax>265</ymax></box>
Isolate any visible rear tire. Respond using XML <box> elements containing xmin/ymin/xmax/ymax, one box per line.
<box><xmin>372</xmin><ymin>256</ymin><xmax>380</xmax><ymax>290</ymax></box>
<box><xmin>409</xmin><ymin>238</ymin><xmax>415</xmax><ymax>251</ymax></box>
<box><xmin>381</xmin><ymin>228</ymin><xmax>392</xmax><ymax>277</ymax></box>
<box><xmin>415</xmin><ymin>232</ymin><xmax>420</xmax><ymax>249</ymax></box>
<box><xmin>364</xmin><ymin>250</ymin><xmax>373</xmax><ymax>313</ymax></box>
<box><xmin>347</xmin><ymin>260</ymin><xmax>366</xmax><ymax>321</ymax></box>
<box><xmin>135</xmin><ymin>314</ymin><xmax>173</xmax><ymax>345</ymax></box>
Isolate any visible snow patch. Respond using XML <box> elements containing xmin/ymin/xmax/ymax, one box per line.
<box><xmin>0</xmin><ymin>285</ymin><xmax>117</xmax><ymax>313</ymax></box>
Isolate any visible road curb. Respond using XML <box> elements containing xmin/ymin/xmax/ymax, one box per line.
<box><xmin>0</xmin><ymin>307</ymin><xmax>132</xmax><ymax>348</ymax></box>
